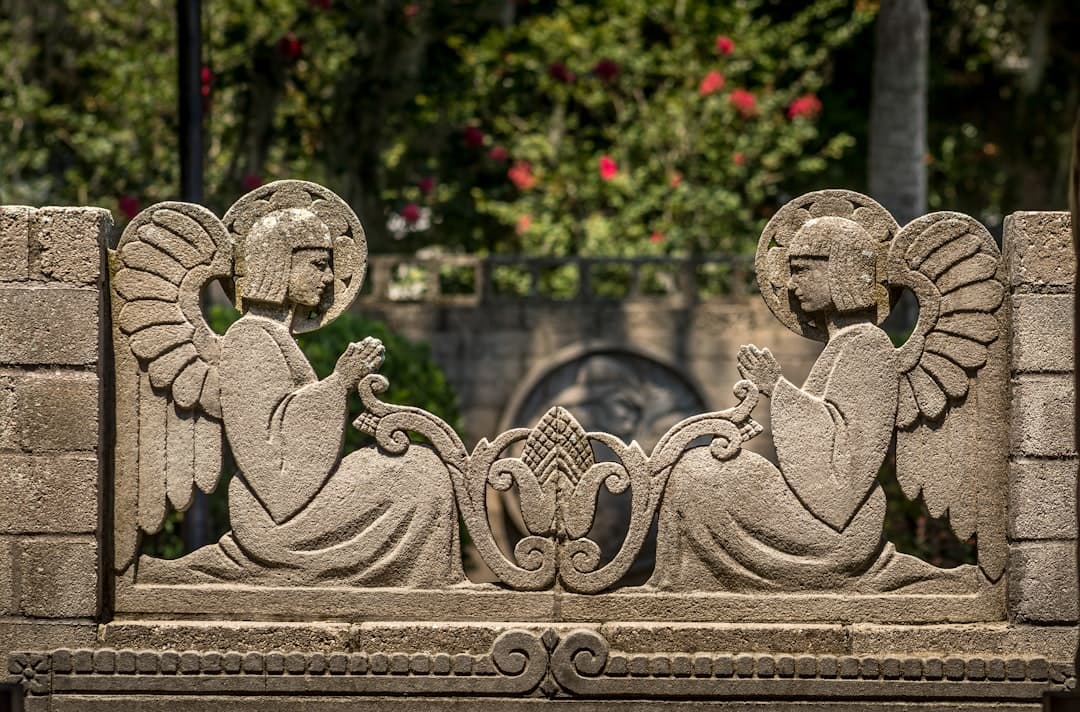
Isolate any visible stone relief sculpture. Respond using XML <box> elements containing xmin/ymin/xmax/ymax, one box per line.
<box><xmin>652</xmin><ymin>190</ymin><xmax>1007</xmax><ymax>592</ymax></box>
<box><xmin>111</xmin><ymin>180</ymin><xmax>463</xmax><ymax>587</ymax></box>
<box><xmin>109</xmin><ymin>184</ymin><xmax>1005</xmax><ymax>599</ymax></box>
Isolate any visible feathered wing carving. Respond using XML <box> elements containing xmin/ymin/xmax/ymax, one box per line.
<box><xmin>887</xmin><ymin>212</ymin><xmax>1008</xmax><ymax>581</ymax></box>
<box><xmin>111</xmin><ymin>203</ymin><xmax>232</xmax><ymax>573</ymax></box>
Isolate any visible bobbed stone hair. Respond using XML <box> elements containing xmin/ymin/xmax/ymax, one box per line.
<box><xmin>787</xmin><ymin>216</ymin><xmax>879</xmax><ymax>313</ymax></box>
<box><xmin>239</xmin><ymin>207</ymin><xmax>333</xmax><ymax>305</ymax></box>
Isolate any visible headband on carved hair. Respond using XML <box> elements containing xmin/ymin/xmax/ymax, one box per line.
<box><xmin>755</xmin><ymin>190</ymin><xmax>899</xmax><ymax>341</ymax></box>
<box><xmin>223</xmin><ymin>180</ymin><xmax>368</xmax><ymax>333</ymax></box>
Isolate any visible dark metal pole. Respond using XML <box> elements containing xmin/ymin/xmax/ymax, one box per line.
<box><xmin>177</xmin><ymin>0</ymin><xmax>209</xmax><ymax>551</ymax></box>
<box><xmin>178</xmin><ymin>0</ymin><xmax>203</xmax><ymax>204</ymax></box>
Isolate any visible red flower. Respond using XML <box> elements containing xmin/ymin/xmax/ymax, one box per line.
<box><xmin>787</xmin><ymin>94</ymin><xmax>823</xmax><ymax>119</ymax></box>
<box><xmin>548</xmin><ymin>62</ymin><xmax>575</xmax><ymax>83</ymax></box>
<box><xmin>698</xmin><ymin>70</ymin><xmax>725</xmax><ymax>97</ymax></box>
<box><xmin>516</xmin><ymin>214</ymin><xmax>532</xmax><ymax>234</ymax></box>
<box><xmin>200</xmin><ymin>65</ymin><xmax>213</xmax><ymax>98</ymax></box>
<box><xmin>598</xmin><ymin>155</ymin><xmax>618</xmax><ymax>181</ymax></box>
<box><xmin>732</xmin><ymin>152</ymin><xmax>746</xmax><ymax>166</ymax></box>
<box><xmin>649</xmin><ymin>231</ymin><xmax>664</xmax><ymax>244</ymax></box>
<box><xmin>118</xmin><ymin>195</ymin><xmax>140</xmax><ymax>221</ymax></box>
<box><xmin>592</xmin><ymin>59</ymin><xmax>620</xmax><ymax>83</ymax></box>
<box><xmin>715</xmin><ymin>35</ymin><xmax>735</xmax><ymax>55</ymax></box>
<box><xmin>418</xmin><ymin>176</ymin><xmax>436</xmax><ymax>195</ymax></box>
<box><xmin>309</xmin><ymin>0</ymin><xmax>332</xmax><ymax>8</ymax></box>
<box><xmin>403</xmin><ymin>4</ymin><xmax>419</xmax><ymax>17</ymax></box>
<box><xmin>463</xmin><ymin>126</ymin><xmax>485</xmax><ymax>148</ymax></box>
<box><xmin>489</xmin><ymin>145</ymin><xmax>509</xmax><ymax>162</ymax></box>
<box><xmin>669</xmin><ymin>172</ymin><xmax>682</xmax><ymax>188</ymax></box>
<box><xmin>242</xmin><ymin>174</ymin><xmax>263</xmax><ymax>191</ymax></box>
<box><xmin>729</xmin><ymin>88</ymin><xmax>756</xmax><ymax>117</ymax></box>
<box><xmin>277</xmin><ymin>33</ymin><xmax>303</xmax><ymax>61</ymax></box>
<box><xmin>508</xmin><ymin>161</ymin><xmax>537</xmax><ymax>190</ymax></box>
<box><xmin>401</xmin><ymin>203</ymin><xmax>421</xmax><ymax>224</ymax></box>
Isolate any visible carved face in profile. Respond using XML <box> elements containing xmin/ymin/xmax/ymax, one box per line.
<box><xmin>288</xmin><ymin>247</ymin><xmax>334</xmax><ymax>310</ymax></box>
<box><xmin>786</xmin><ymin>256</ymin><xmax>832</xmax><ymax>315</ymax></box>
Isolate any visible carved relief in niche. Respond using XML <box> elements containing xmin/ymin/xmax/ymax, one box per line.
<box><xmin>109</xmin><ymin>184</ymin><xmax>1007</xmax><ymax>605</ymax></box>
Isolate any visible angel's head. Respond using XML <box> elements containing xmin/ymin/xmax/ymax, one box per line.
<box><xmin>786</xmin><ymin>216</ymin><xmax>878</xmax><ymax>316</ymax></box>
<box><xmin>239</xmin><ymin>207</ymin><xmax>334</xmax><ymax>312</ymax></box>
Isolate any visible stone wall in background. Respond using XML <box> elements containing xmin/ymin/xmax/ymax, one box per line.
<box><xmin>356</xmin><ymin>255</ymin><xmax>823</xmax><ymax>452</ymax></box>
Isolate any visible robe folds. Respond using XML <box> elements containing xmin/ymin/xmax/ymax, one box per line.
<box><xmin>140</xmin><ymin>314</ymin><xmax>465</xmax><ymax>588</ymax></box>
<box><xmin>652</xmin><ymin>323</ymin><xmax>976</xmax><ymax>593</ymax></box>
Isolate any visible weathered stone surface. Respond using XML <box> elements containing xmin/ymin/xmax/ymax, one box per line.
<box><xmin>98</xmin><ymin>622</ymin><xmax>353</xmax><ymax>653</ymax></box>
<box><xmin>849</xmin><ymin>624</ymin><xmax>1078</xmax><ymax>660</ymax></box>
<box><xmin>0</xmin><ymin>454</ymin><xmax>97</xmax><ymax>534</ymax></box>
<box><xmin>0</xmin><ymin>287</ymin><xmax>99</xmax><ymax>365</ymax></box>
<box><xmin>1004</xmin><ymin>211</ymin><xmax>1073</xmax><ymax>289</ymax></box>
<box><xmin>17</xmin><ymin>537</ymin><xmax>98</xmax><ymax>617</ymax></box>
<box><xmin>0</xmin><ymin>206</ymin><xmax>31</xmax><ymax>281</ymax></box>
<box><xmin>1008</xmin><ymin>458</ymin><xmax>1077</xmax><ymax>540</ymax></box>
<box><xmin>1007</xmin><ymin>541</ymin><xmax>1079</xmax><ymax>624</ymax></box>
<box><xmin>10</xmin><ymin>371</ymin><xmax>98</xmax><ymax>452</ymax></box>
<box><xmin>1011</xmin><ymin>294</ymin><xmax>1073</xmax><ymax>373</ymax></box>
<box><xmin>30</xmin><ymin>207</ymin><xmax>110</xmax><ymax>285</ymax></box>
<box><xmin>0</xmin><ymin>536</ymin><xmax>14</xmax><ymax>615</ymax></box>
<box><xmin>1010</xmin><ymin>375</ymin><xmax>1076</xmax><ymax>457</ymax></box>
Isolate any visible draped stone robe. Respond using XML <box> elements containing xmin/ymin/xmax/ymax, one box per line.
<box><xmin>652</xmin><ymin>323</ymin><xmax>975</xmax><ymax>593</ymax></box>
<box><xmin>140</xmin><ymin>314</ymin><xmax>464</xmax><ymax>588</ymax></box>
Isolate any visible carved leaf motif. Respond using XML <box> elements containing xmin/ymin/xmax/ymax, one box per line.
<box><xmin>520</xmin><ymin>407</ymin><xmax>595</xmax><ymax>534</ymax></box>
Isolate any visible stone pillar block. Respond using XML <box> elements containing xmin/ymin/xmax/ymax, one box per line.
<box><xmin>1011</xmin><ymin>294</ymin><xmax>1074</xmax><ymax>373</ymax></box>
<box><xmin>1008</xmin><ymin>541</ymin><xmax>1079</xmax><ymax>624</ymax></box>
<box><xmin>0</xmin><ymin>206</ymin><xmax>31</xmax><ymax>281</ymax></box>
<box><xmin>1004</xmin><ymin>211</ymin><xmax>1074</xmax><ymax>289</ymax></box>
<box><xmin>10</xmin><ymin>371</ymin><xmax>98</xmax><ymax>452</ymax></box>
<box><xmin>16</xmin><ymin>537</ymin><xmax>98</xmax><ymax>618</ymax></box>
<box><xmin>0</xmin><ymin>455</ymin><xmax>98</xmax><ymax>534</ymax></box>
<box><xmin>0</xmin><ymin>536</ymin><xmax>13</xmax><ymax>615</ymax></box>
<box><xmin>1010</xmin><ymin>375</ymin><xmax>1075</xmax><ymax>457</ymax></box>
<box><xmin>1008</xmin><ymin>458</ymin><xmax>1079</xmax><ymax>540</ymax></box>
<box><xmin>29</xmin><ymin>207</ymin><xmax>111</xmax><ymax>286</ymax></box>
<box><xmin>0</xmin><ymin>287</ymin><xmax>100</xmax><ymax>366</ymax></box>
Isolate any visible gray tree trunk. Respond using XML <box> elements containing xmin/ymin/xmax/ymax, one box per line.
<box><xmin>868</xmin><ymin>0</ymin><xmax>929</xmax><ymax>227</ymax></box>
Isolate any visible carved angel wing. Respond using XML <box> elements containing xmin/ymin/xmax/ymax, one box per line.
<box><xmin>110</xmin><ymin>203</ymin><xmax>233</xmax><ymax>572</ymax></box>
<box><xmin>887</xmin><ymin>212</ymin><xmax>1008</xmax><ymax>580</ymax></box>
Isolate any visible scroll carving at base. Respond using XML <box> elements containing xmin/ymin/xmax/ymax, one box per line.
<box><xmin>10</xmin><ymin>628</ymin><xmax>1074</xmax><ymax>702</ymax></box>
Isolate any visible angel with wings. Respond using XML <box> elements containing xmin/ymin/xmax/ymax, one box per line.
<box><xmin>111</xmin><ymin>181</ymin><xmax>464</xmax><ymax>588</ymax></box>
<box><xmin>652</xmin><ymin>190</ymin><xmax>1007</xmax><ymax>593</ymax></box>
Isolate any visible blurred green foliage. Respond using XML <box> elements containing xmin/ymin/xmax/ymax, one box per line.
<box><xmin>142</xmin><ymin>305</ymin><xmax>462</xmax><ymax>558</ymax></box>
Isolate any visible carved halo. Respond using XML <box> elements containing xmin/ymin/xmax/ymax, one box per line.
<box><xmin>223</xmin><ymin>179</ymin><xmax>368</xmax><ymax>333</ymax></box>
<box><xmin>755</xmin><ymin>189</ymin><xmax>899</xmax><ymax>341</ymax></box>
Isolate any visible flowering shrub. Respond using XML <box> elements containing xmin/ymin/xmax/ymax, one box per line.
<box><xmin>399</xmin><ymin>0</ymin><xmax>873</xmax><ymax>256</ymax></box>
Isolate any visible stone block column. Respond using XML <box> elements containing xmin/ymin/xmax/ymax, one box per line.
<box><xmin>0</xmin><ymin>207</ymin><xmax>108</xmax><ymax>668</ymax></box>
<box><xmin>1004</xmin><ymin>211</ymin><xmax>1079</xmax><ymax>625</ymax></box>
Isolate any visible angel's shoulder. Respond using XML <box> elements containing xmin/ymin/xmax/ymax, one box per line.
<box><xmin>221</xmin><ymin>316</ymin><xmax>289</xmax><ymax>360</ymax></box>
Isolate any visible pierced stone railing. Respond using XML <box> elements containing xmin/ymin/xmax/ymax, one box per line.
<box><xmin>359</xmin><ymin>254</ymin><xmax>758</xmax><ymax>305</ymax></box>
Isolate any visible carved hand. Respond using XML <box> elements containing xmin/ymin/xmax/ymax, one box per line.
<box><xmin>737</xmin><ymin>345</ymin><xmax>781</xmax><ymax>397</ymax></box>
<box><xmin>335</xmin><ymin>337</ymin><xmax>385</xmax><ymax>388</ymax></box>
